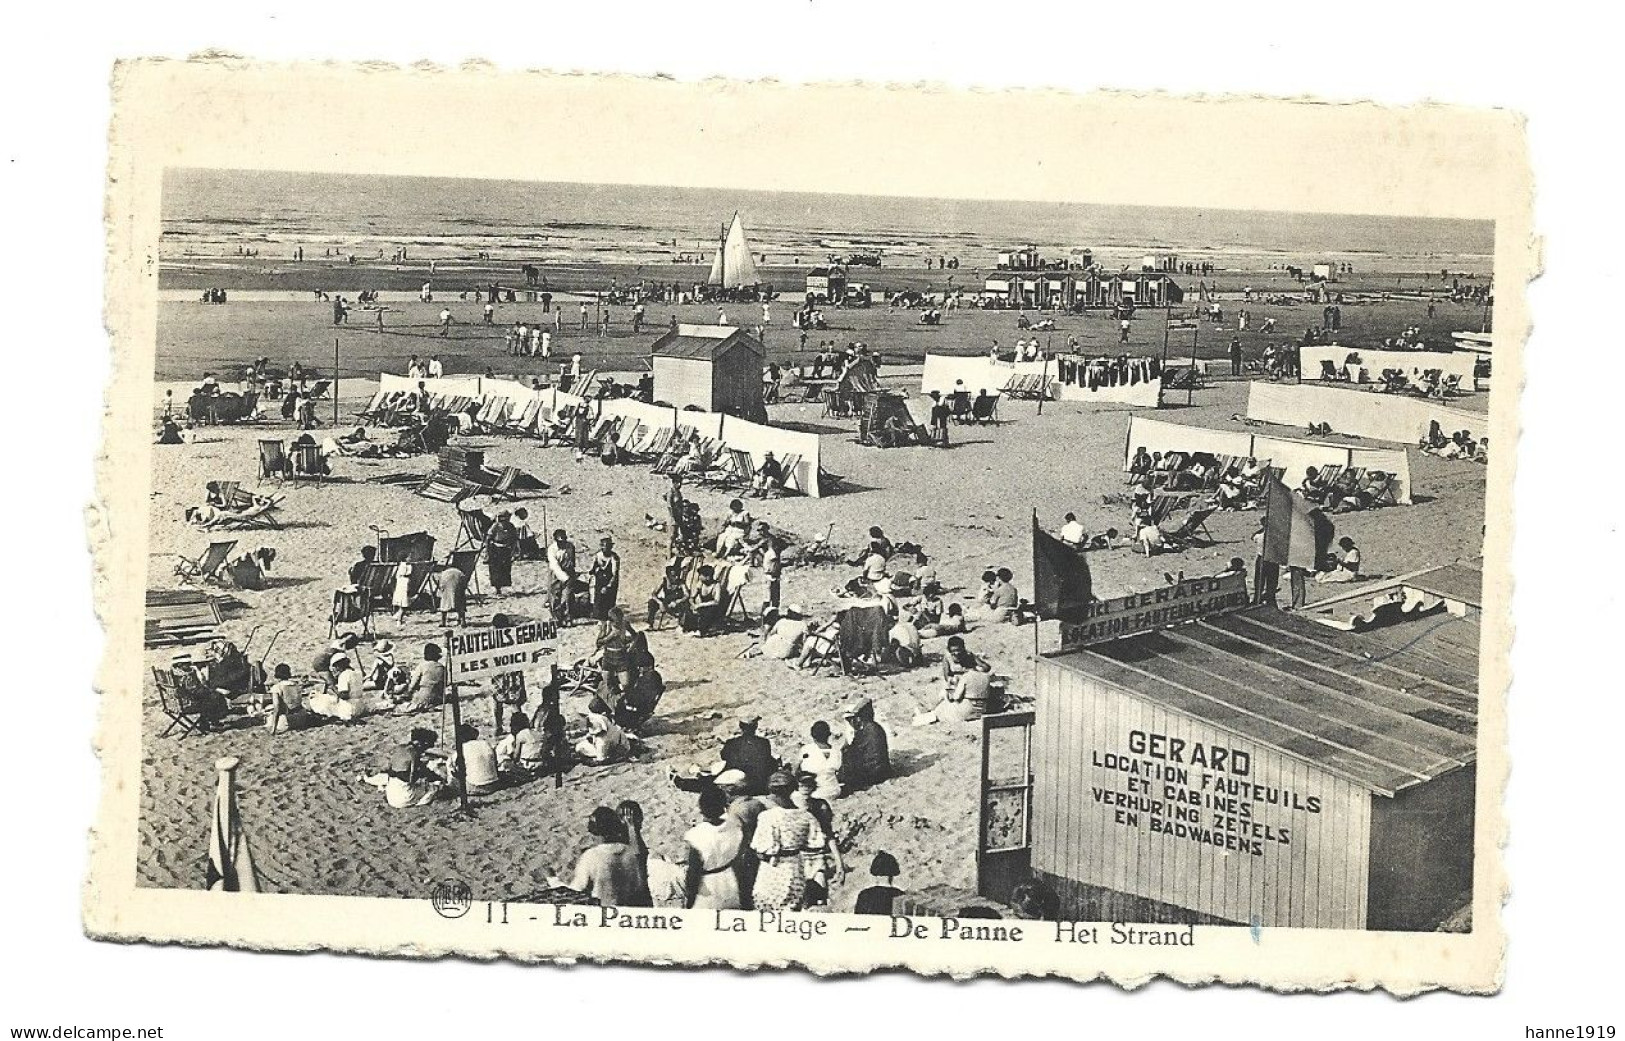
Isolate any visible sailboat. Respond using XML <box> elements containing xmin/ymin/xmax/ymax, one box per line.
<box><xmin>705</xmin><ymin>211</ymin><xmax>763</xmax><ymax>290</ymax></box>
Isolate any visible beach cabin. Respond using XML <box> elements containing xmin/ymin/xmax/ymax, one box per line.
<box><xmin>976</xmin><ymin>564</ymin><xmax>1481</xmax><ymax>931</ymax></box>
<box><xmin>1312</xmin><ymin>262</ymin><xmax>1336</xmax><ymax>282</ymax></box>
<box><xmin>981</xmin><ymin>275</ymin><xmax>1018</xmax><ymax>308</ymax></box>
<box><xmin>649</xmin><ymin>323</ymin><xmax>767</xmax><ymax>423</ymax></box>
<box><xmin>805</xmin><ymin>266</ymin><xmax>846</xmax><ymax>304</ymax></box>
<box><xmin>1102</xmin><ymin>273</ymin><xmax>1184</xmax><ymax>308</ymax></box>
<box><xmin>1141</xmin><ymin>252</ymin><xmax>1180</xmax><ymax>273</ymax></box>
<box><xmin>996</xmin><ymin>246</ymin><xmax>1045</xmax><ymax>271</ymax></box>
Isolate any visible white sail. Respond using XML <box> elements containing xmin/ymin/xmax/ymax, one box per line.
<box><xmin>707</xmin><ymin>212</ymin><xmax>761</xmax><ymax>288</ymax></box>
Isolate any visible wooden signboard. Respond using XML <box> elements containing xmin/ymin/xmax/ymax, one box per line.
<box><xmin>1059</xmin><ymin>573</ymin><xmax>1248</xmax><ymax>649</ymax></box>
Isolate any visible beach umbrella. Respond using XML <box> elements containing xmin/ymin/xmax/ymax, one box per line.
<box><xmin>205</xmin><ymin>756</ymin><xmax>261</xmax><ymax>893</ymax></box>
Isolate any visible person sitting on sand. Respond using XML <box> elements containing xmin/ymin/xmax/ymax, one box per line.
<box><xmin>914</xmin><ymin>637</ymin><xmax>994</xmax><ymax>725</ymax></box>
<box><xmin>511</xmin><ymin>507</ymin><xmax>543</xmax><ymax>560</ymax></box>
<box><xmin>1059</xmin><ymin>512</ymin><xmax>1088</xmax><ymax>547</ymax></box>
<box><xmin>361</xmin><ymin>728</ymin><xmax>447</xmax><ymax>808</ymax></box>
<box><xmin>574</xmin><ymin>697</ymin><xmax>630</xmax><ymax>764</ymax></box>
<box><xmin>888</xmin><ymin>613</ymin><xmax>923</xmax><ymax>667</ymax></box>
<box><xmin>265</xmin><ymin>663</ymin><xmax>310</xmax><ymax>735</ymax></box>
<box><xmin>759</xmin><ymin>607</ymin><xmax>811</xmax><ymax>660</ymax></box>
<box><xmin>1316</xmin><ymin>537</ymin><xmax>1363</xmax><ymax>584</ymax></box>
<box><xmin>307</xmin><ymin>653</ymin><xmax>370</xmax><ymax>722</ymax></box>
<box><xmin>451</xmin><ymin>723</ymin><xmax>502</xmax><ymax>796</ymax></box>
<box><xmin>919</xmin><ymin>602</ymin><xmax>967</xmax><ymax>639</ymax></box>
<box><xmin>980</xmin><ymin>567</ymin><xmax>1020</xmax><ymax>622</ymax></box>
<box><xmin>393</xmin><ymin>643</ymin><xmax>448</xmax><ymax>714</ymax></box>
<box><xmin>1136</xmin><ymin>513</ymin><xmax>1170</xmax><ymax>556</ymax></box>
<box><xmin>911</xmin><ymin>584</ymin><xmax>945</xmax><ymax>630</ymax></box>
<box><xmin>156</xmin><ymin>415</ymin><xmax>186</xmax><ymax>445</ymax></box>
<box><xmin>838</xmin><ymin>699</ymin><xmax>891</xmax><ymax>791</ymax></box>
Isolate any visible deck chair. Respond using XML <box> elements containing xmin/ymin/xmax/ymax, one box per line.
<box><xmin>481</xmin><ymin>465</ymin><xmax>524</xmax><ymax>500</ymax></box>
<box><xmin>1164</xmin><ymin>507</ymin><xmax>1217</xmax><ymax>548</ymax></box>
<box><xmin>972</xmin><ymin>393</ymin><xmax>999</xmax><ymax>424</ymax></box>
<box><xmin>208</xmin><ymin>498</ymin><xmax>283</xmax><ymax>530</ymax></box>
<box><xmin>1357</xmin><ymin>470</ymin><xmax>1398</xmax><ymax>507</ymax></box>
<box><xmin>720</xmin><ymin>563</ymin><xmax>754</xmax><ymax>626</ymax></box>
<box><xmin>724</xmin><ymin>448</ymin><xmax>756</xmax><ymax>488</ymax></box>
<box><xmin>175</xmin><ymin>539</ymin><xmax>237</xmax><ymax>585</ymax></box>
<box><xmin>817</xmin><ymin>466</ymin><xmax>845</xmax><ymax>495</ymax></box>
<box><xmin>457</xmin><ymin>510</ymin><xmax>493</xmax><ymax>551</ymax></box>
<box><xmin>290</xmin><ymin>442</ymin><xmax>326</xmax><ymax>480</ymax></box>
<box><xmin>949</xmin><ymin>390</ymin><xmax>972</xmax><ymax>422</ymax></box>
<box><xmin>329</xmin><ymin>586</ymin><xmax>374</xmax><ymax>638</ymax></box>
<box><xmin>376</xmin><ymin>529</ymin><xmax>436</xmax><ymax>563</ymax></box>
<box><xmin>1318</xmin><ymin>359</ymin><xmax>1345</xmax><ymax>381</ymax></box>
<box><xmin>357</xmin><ymin>562</ymin><xmax>399</xmax><ymax>608</ymax></box>
<box><xmin>306</xmin><ymin>379</ymin><xmax>332</xmax><ymax>401</ymax></box>
<box><xmin>773</xmin><ymin>453</ymin><xmax>803</xmax><ymax>495</ymax></box>
<box><xmin>642</xmin><ymin>426</ymin><xmax>674</xmax><ymax>460</ymax></box>
<box><xmin>152</xmin><ymin>667</ymin><xmax>211</xmax><ymax>738</ymax></box>
<box><xmin>1433</xmin><ymin>374</ymin><xmax>1462</xmax><ymax>398</ymax></box>
<box><xmin>258</xmin><ymin>438</ymin><xmax>289</xmax><ymax>481</ymax></box>
<box><xmin>416</xmin><ymin>470</ymin><xmax>479</xmax><ymax>502</ymax></box>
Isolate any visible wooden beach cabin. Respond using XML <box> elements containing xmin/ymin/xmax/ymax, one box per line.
<box><xmin>977</xmin><ymin>567</ymin><xmax>1480</xmax><ymax>931</ymax></box>
<box><xmin>649</xmin><ymin>323</ymin><xmax>767</xmax><ymax>423</ymax></box>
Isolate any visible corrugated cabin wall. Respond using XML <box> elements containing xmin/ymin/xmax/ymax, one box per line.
<box><xmin>1032</xmin><ymin>659</ymin><xmax>1374</xmax><ymax>930</ymax></box>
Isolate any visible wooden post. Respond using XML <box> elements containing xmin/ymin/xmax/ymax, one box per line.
<box><xmin>333</xmin><ymin>338</ymin><xmax>340</xmax><ymax>427</ymax></box>
<box><xmin>445</xmin><ymin>628</ymin><xmax>469</xmax><ymax>812</ymax></box>
<box><xmin>1188</xmin><ymin>321</ymin><xmax>1199</xmax><ymax>407</ymax></box>
<box><xmin>550</xmin><ymin>664</ymin><xmax>565</xmax><ymax>790</ymax></box>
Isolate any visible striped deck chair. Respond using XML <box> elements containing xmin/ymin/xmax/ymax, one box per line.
<box><xmin>712</xmin><ymin>448</ymin><xmax>755</xmax><ymax>488</ymax></box>
<box><xmin>1164</xmin><ymin>507</ymin><xmax>1217</xmax><ymax>548</ymax></box>
<box><xmin>329</xmin><ymin>586</ymin><xmax>374</xmax><ymax>639</ymax></box>
<box><xmin>1355</xmin><ymin>469</ymin><xmax>1398</xmax><ymax>508</ymax></box>
<box><xmin>619</xmin><ymin>421</ymin><xmax>649</xmax><ymax>455</ymax></box>
<box><xmin>290</xmin><ymin>442</ymin><xmax>326</xmax><ymax>480</ymax></box>
<box><xmin>258</xmin><ymin>438</ymin><xmax>289</xmax><ymax>481</ymax></box>
<box><xmin>357</xmin><ymin>562</ymin><xmax>399</xmax><ymax>608</ymax></box>
<box><xmin>415</xmin><ymin>470</ymin><xmax>479</xmax><ymax>502</ymax></box>
<box><xmin>512</xmin><ymin>399</ymin><xmax>542</xmax><ymax>435</ymax></box>
<box><xmin>774</xmin><ymin>453</ymin><xmax>803</xmax><ymax>495</ymax></box>
<box><xmin>641</xmin><ymin>427</ymin><xmax>674</xmax><ymax>461</ymax></box>
<box><xmin>482</xmin><ymin>466</ymin><xmax>524</xmax><ymax>501</ymax></box>
<box><xmin>651</xmin><ymin>440</ymin><xmax>686</xmax><ymax>475</ymax></box>
<box><xmin>174</xmin><ymin>539</ymin><xmax>237</xmax><ymax>585</ymax></box>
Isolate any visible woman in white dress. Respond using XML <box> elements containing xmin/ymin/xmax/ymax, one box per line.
<box><xmin>683</xmin><ymin>788</ymin><xmax>745</xmax><ymax>910</ymax></box>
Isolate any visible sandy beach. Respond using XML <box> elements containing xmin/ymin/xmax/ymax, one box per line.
<box><xmin>137</xmin><ymin>344</ymin><xmax>1485</xmax><ymax>907</ymax></box>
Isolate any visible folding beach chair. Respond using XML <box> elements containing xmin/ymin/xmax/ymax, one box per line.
<box><xmin>258</xmin><ymin>438</ymin><xmax>289</xmax><ymax>481</ymax></box>
<box><xmin>512</xmin><ymin>399</ymin><xmax>542</xmax><ymax>435</ymax></box>
<box><xmin>306</xmin><ymin>380</ymin><xmax>332</xmax><ymax>401</ymax></box>
<box><xmin>329</xmin><ymin>586</ymin><xmax>374</xmax><ymax>639</ymax></box>
<box><xmin>174</xmin><ymin>539</ymin><xmax>237</xmax><ymax>585</ymax></box>
<box><xmin>974</xmin><ymin>392</ymin><xmax>999</xmax><ymax>424</ymax></box>
<box><xmin>1433</xmin><ymin>374</ymin><xmax>1462</xmax><ymax>398</ymax></box>
<box><xmin>720</xmin><ymin>563</ymin><xmax>754</xmax><ymax>626</ymax></box>
<box><xmin>290</xmin><ymin>442</ymin><xmax>326</xmax><ymax>480</ymax></box>
<box><xmin>1164</xmin><ymin>507</ymin><xmax>1217</xmax><ymax>548</ymax></box>
<box><xmin>642</xmin><ymin>426</ymin><xmax>674</xmax><ymax>461</ymax></box>
<box><xmin>1358</xmin><ymin>470</ymin><xmax>1399</xmax><ymax>508</ymax></box>
<box><xmin>1318</xmin><ymin>359</ymin><xmax>1346</xmax><ymax>382</ymax></box>
<box><xmin>208</xmin><ymin>498</ymin><xmax>283</xmax><ymax>530</ymax></box>
<box><xmin>356</xmin><ymin>562</ymin><xmax>398</xmax><ymax>608</ymax></box>
<box><xmin>152</xmin><ymin>667</ymin><xmax>208</xmax><ymax>738</ymax></box>
<box><xmin>949</xmin><ymin>390</ymin><xmax>972</xmax><ymax>423</ymax></box>
<box><xmin>760</xmin><ymin>452</ymin><xmax>799</xmax><ymax>497</ymax></box>
<box><xmin>415</xmin><ymin>470</ymin><xmax>480</xmax><ymax>503</ymax></box>
<box><xmin>493</xmin><ymin>465</ymin><xmax>526</xmax><ymax>499</ymax></box>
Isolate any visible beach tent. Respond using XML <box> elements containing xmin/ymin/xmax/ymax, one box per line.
<box><xmin>706</xmin><ymin>212</ymin><xmax>763</xmax><ymax>289</ymax></box>
<box><xmin>857</xmin><ymin>392</ymin><xmax>927</xmax><ymax>447</ymax></box>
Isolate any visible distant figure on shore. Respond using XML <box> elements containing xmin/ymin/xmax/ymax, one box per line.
<box><xmin>439</xmin><ymin>308</ymin><xmax>452</xmax><ymax>337</ymax></box>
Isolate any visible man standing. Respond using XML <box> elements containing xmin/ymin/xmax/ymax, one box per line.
<box><xmin>547</xmin><ymin>528</ymin><xmax>579</xmax><ymax>623</ymax></box>
<box><xmin>589</xmin><ymin>536</ymin><xmax>621</xmax><ymax>620</ymax></box>
<box><xmin>1229</xmin><ymin>336</ymin><xmax>1244</xmax><ymax>377</ymax></box>
<box><xmin>485</xmin><ymin>511</ymin><xmax>519</xmax><ymax>596</ymax></box>
<box><xmin>761</xmin><ymin>536</ymin><xmax>783</xmax><ymax>613</ymax></box>
<box><xmin>439</xmin><ymin>307</ymin><xmax>452</xmax><ymax>337</ymax></box>
<box><xmin>579</xmin><ymin>301</ymin><xmax>589</xmax><ymax>330</ymax></box>
<box><xmin>483</xmin><ymin>301</ymin><xmax>495</xmax><ymax>325</ymax></box>
<box><xmin>1119</xmin><ymin>318</ymin><xmax>1131</xmax><ymax>343</ymax></box>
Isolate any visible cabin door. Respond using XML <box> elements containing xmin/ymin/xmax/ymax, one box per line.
<box><xmin>976</xmin><ymin>710</ymin><xmax>1035</xmax><ymax>906</ymax></box>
